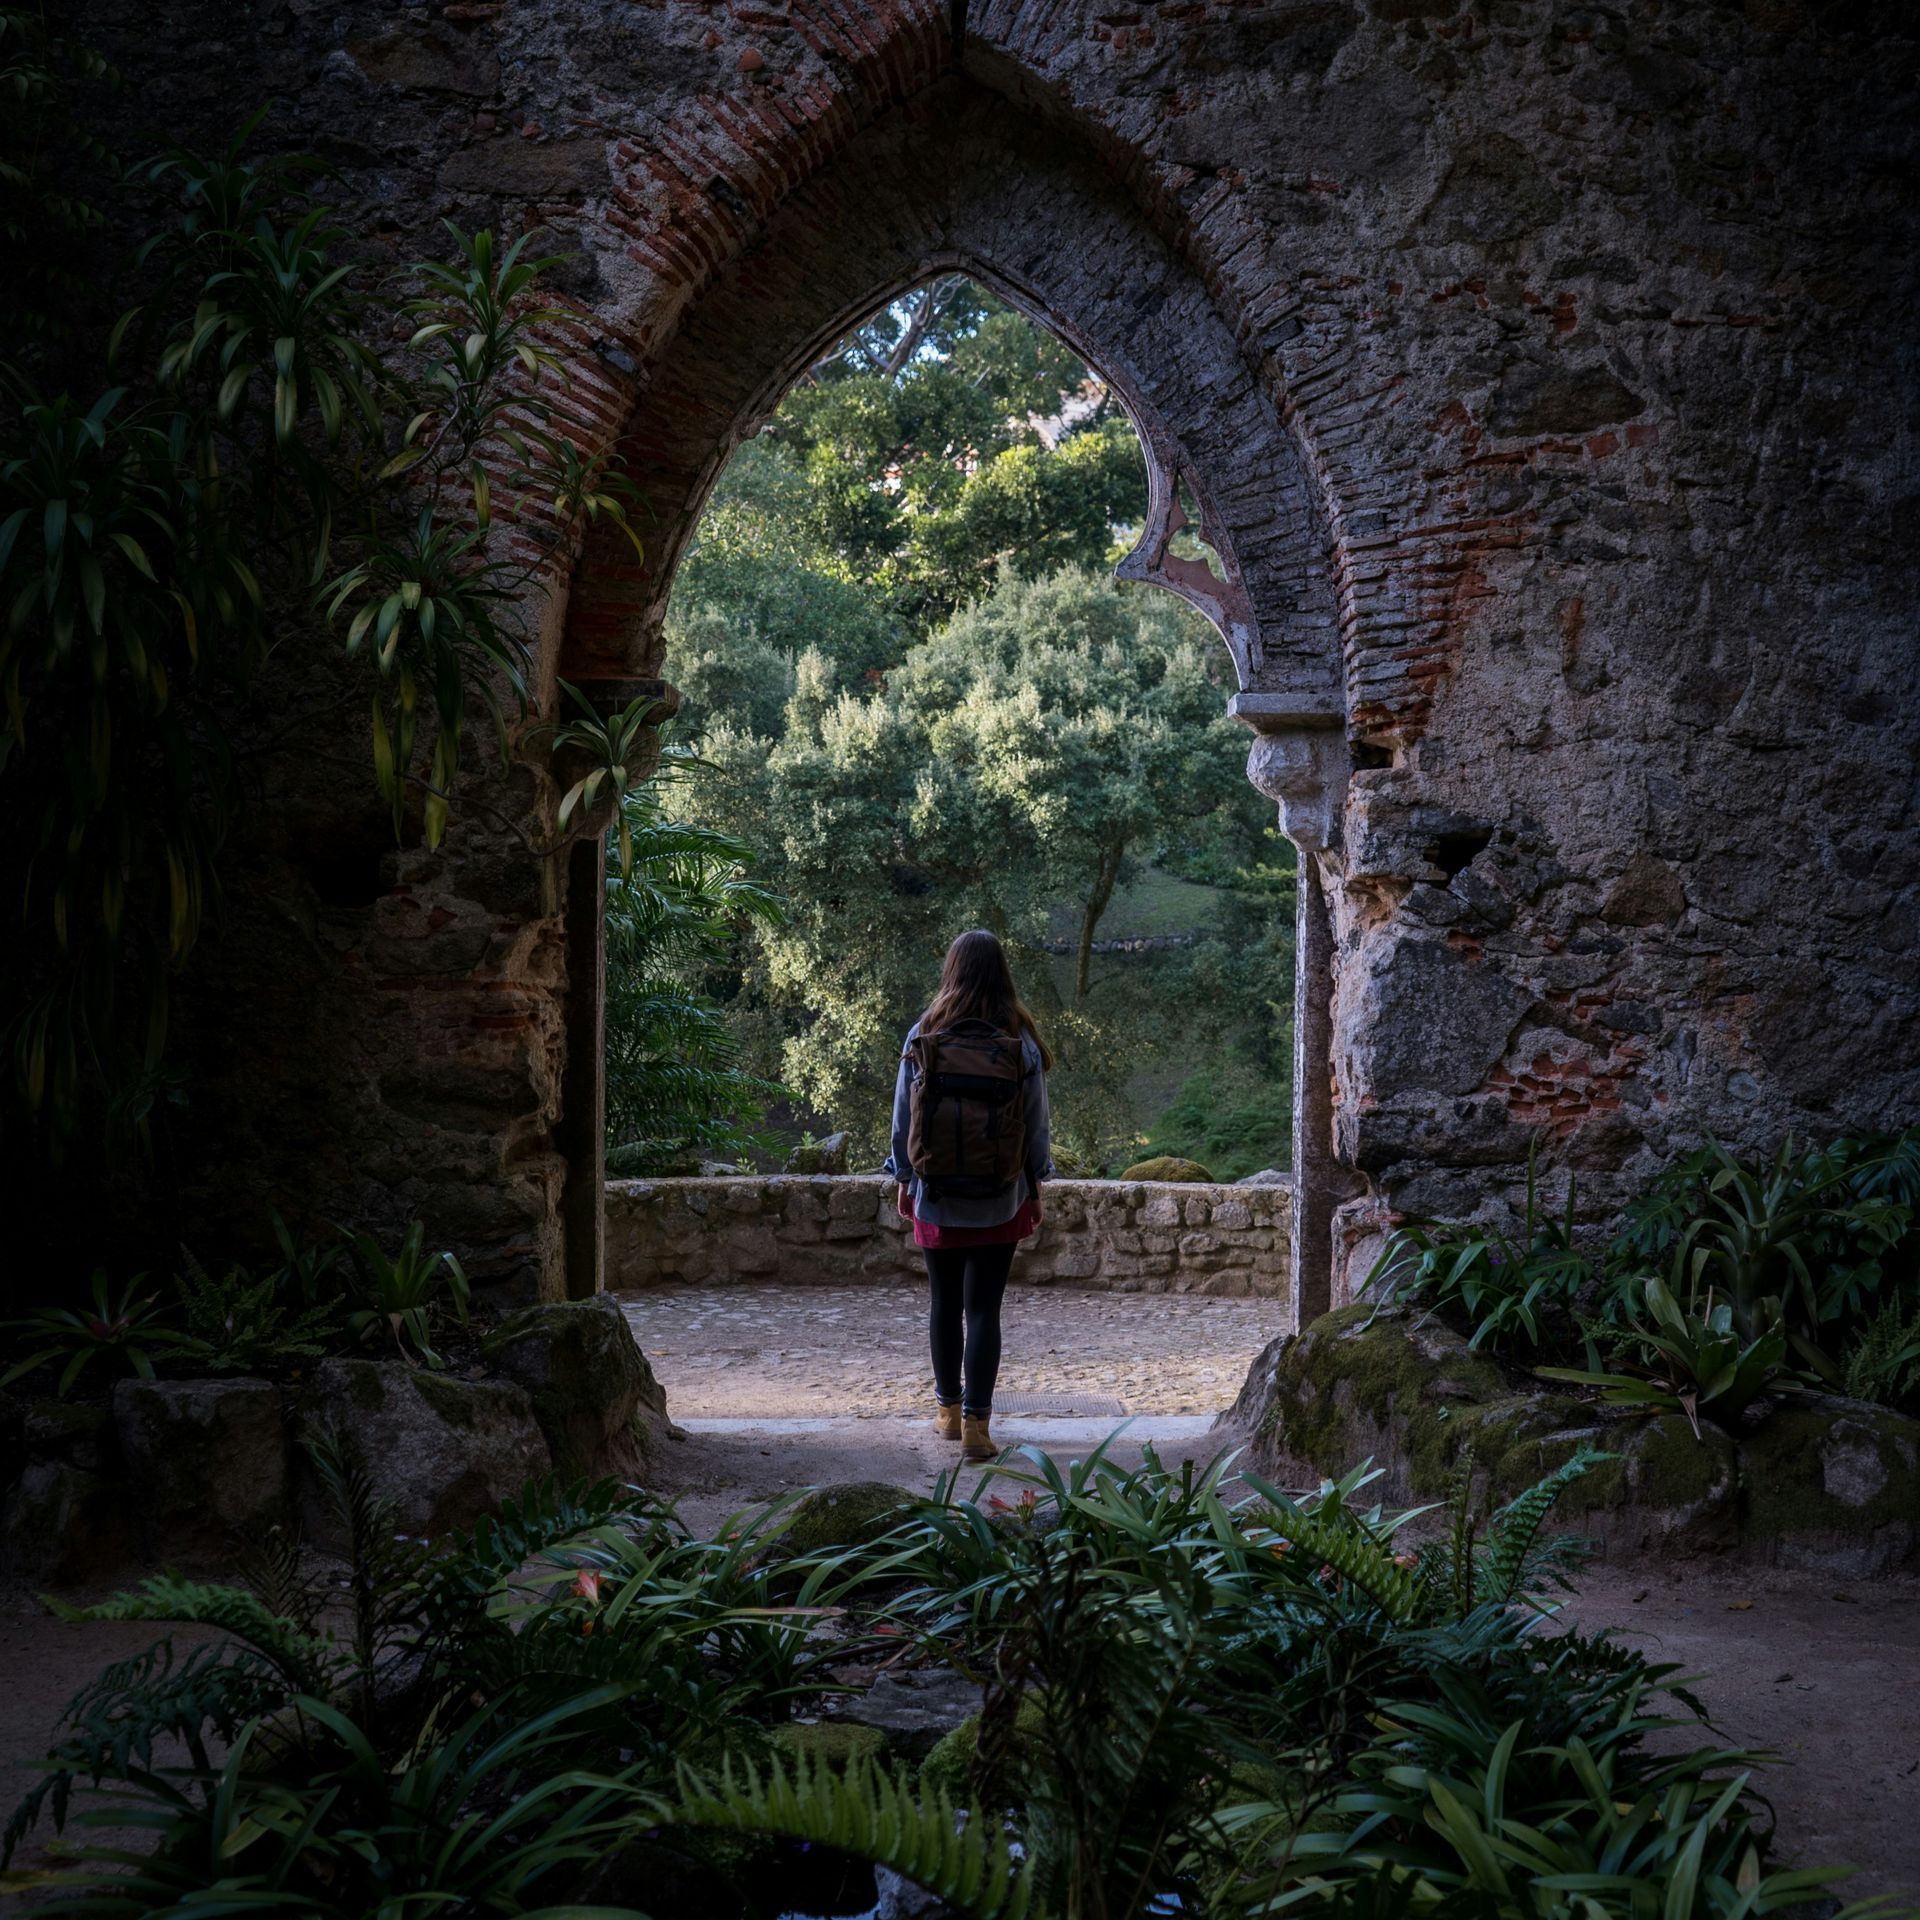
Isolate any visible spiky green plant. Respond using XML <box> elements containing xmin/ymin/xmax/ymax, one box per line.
<box><xmin>665</xmin><ymin>1752</ymin><xmax>1036</xmax><ymax>1920</ymax></box>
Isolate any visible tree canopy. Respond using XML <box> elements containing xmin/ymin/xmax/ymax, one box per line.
<box><xmin>637</xmin><ymin>277</ymin><xmax>1296</xmax><ymax>1173</ymax></box>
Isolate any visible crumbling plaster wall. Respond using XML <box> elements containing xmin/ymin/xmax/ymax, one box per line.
<box><xmin>73</xmin><ymin>0</ymin><xmax>1919</xmax><ymax>1311</ymax></box>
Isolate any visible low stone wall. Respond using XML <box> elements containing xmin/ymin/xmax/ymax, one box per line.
<box><xmin>605</xmin><ymin>1174</ymin><xmax>1292</xmax><ymax>1300</ymax></box>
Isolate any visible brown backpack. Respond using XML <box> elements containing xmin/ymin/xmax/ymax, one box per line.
<box><xmin>905</xmin><ymin>1020</ymin><xmax>1029</xmax><ymax>1199</ymax></box>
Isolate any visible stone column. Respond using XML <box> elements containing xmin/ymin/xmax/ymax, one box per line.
<box><xmin>1234</xmin><ymin>697</ymin><xmax>1363</xmax><ymax>1332</ymax></box>
<box><xmin>557</xmin><ymin>835</ymin><xmax>606</xmax><ymax>1299</ymax></box>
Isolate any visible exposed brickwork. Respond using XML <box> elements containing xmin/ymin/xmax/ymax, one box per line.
<box><xmin>58</xmin><ymin>0</ymin><xmax>1918</xmax><ymax>1308</ymax></box>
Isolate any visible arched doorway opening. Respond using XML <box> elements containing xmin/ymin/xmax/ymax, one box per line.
<box><xmin>545</xmin><ymin>72</ymin><xmax>1360</xmax><ymax>1329</ymax></box>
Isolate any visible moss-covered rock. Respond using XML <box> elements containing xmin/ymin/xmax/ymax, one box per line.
<box><xmin>1738</xmin><ymin>1394</ymin><xmax>1920</xmax><ymax>1576</ymax></box>
<box><xmin>1244</xmin><ymin>1302</ymin><xmax>1507</xmax><ymax>1497</ymax></box>
<box><xmin>294</xmin><ymin>1358</ymin><xmax>549</xmax><ymax>1545</ymax></box>
<box><xmin>785</xmin><ymin>1131</ymin><xmax>850</xmax><ymax>1175</ymax></box>
<box><xmin>772</xmin><ymin>1481</ymin><xmax>917</xmax><ymax>1560</ymax></box>
<box><xmin>483</xmin><ymin>1293</ymin><xmax>669</xmax><ymax>1480</ymax></box>
<box><xmin>1119</xmin><ymin>1156</ymin><xmax>1214</xmax><ymax>1183</ymax></box>
<box><xmin>918</xmin><ymin>1695</ymin><xmax>1047</xmax><ymax>1809</ymax></box>
<box><xmin>770</xmin><ymin>1721</ymin><xmax>889</xmax><ymax>1769</ymax></box>
<box><xmin>1240</xmin><ymin>1304</ymin><xmax>1740</xmax><ymax>1557</ymax></box>
<box><xmin>821</xmin><ymin>1666</ymin><xmax>982</xmax><ymax>1763</ymax></box>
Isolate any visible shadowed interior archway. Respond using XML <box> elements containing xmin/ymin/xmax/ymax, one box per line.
<box><xmin>546</xmin><ymin>72</ymin><xmax>1360</xmax><ymax>1323</ymax></box>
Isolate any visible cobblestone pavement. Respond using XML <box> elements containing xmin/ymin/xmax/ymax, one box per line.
<box><xmin>618</xmin><ymin>1282</ymin><xmax>1284</xmax><ymax>1418</ymax></box>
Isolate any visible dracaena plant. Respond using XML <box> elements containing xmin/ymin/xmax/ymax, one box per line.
<box><xmin>0</xmin><ymin>93</ymin><xmax>650</xmax><ymax>1153</ymax></box>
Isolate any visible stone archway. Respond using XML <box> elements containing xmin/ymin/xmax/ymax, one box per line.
<box><xmin>545</xmin><ymin>73</ymin><xmax>1355</xmax><ymax>1323</ymax></box>
<box><xmin>75</xmin><ymin>1</ymin><xmax>1905</xmax><ymax>1325</ymax></box>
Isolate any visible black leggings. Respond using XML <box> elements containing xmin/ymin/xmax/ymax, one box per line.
<box><xmin>924</xmin><ymin>1242</ymin><xmax>1016</xmax><ymax>1415</ymax></box>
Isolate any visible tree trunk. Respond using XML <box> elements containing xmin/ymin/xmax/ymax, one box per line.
<box><xmin>883</xmin><ymin>279</ymin><xmax>952</xmax><ymax>380</ymax></box>
<box><xmin>1075</xmin><ymin>840</ymin><xmax>1126</xmax><ymax>1001</ymax></box>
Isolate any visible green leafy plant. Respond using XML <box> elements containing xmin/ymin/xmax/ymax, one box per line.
<box><xmin>338</xmin><ymin>1218</ymin><xmax>469</xmax><ymax>1366</ymax></box>
<box><xmin>603</xmin><ymin>774</ymin><xmax>787</xmax><ymax>1175</ymax></box>
<box><xmin>1838</xmin><ymin>1294</ymin><xmax>1920</xmax><ymax>1413</ymax></box>
<box><xmin>664</xmin><ymin>1751</ymin><xmax>1035</xmax><ymax>1920</ymax></box>
<box><xmin>2</xmin><ymin>1436</ymin><xmax>1862</xmax><ymax>1918</ymax></box>
<box><xmin>1</xmin><ymin>103</ymin><xmax>651</xmax><ymax>1150</ymax></box>
<box><xmin>1229</xmin><ymin>1710</ymin><xmax>1850</xmax><ymax>1918</ymax></box>
<box><xmin>547</xmin><ymin>686</ymin><xmax>673</xmax><ymax>874</ymax></box>
<box><xmin>1361</xmin><ymin>1149</ymin><xmax>1590</xmax><ymax>1360</ymax></box>
<box><xmin>19</xmin><ymin>1689</ymin><xmax>653</xmax><ymax>1918</ymax></box>
<box><xmin>168</xmin><ymin>1245</ymin><xmax>345</xmax><ymax>1375</ymax></box>
<box><xmin>0</xmin><ymin>1270</ymin><xmax>182</xmax><ymax>1394</ymax></box>
<box><xmin>1545</xmin><ymin>1251</ymin><xmax>1791</xmax><ymax>1436</ymax></box>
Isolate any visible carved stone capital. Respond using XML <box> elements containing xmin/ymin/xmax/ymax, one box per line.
<box><xmin>1240</xmin><ymin>719</ymin><xmax>1351</xmax><ymax>854</ymax></box>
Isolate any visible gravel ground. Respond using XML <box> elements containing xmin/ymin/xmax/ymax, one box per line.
<box><xmin>618</xmin><ymin>1280</ymin><xmax>1285</xmax><ymax>1418</ymax></box>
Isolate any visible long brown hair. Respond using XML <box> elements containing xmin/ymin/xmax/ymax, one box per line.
<box><xmin>919</xmin><ymin>929</ymin><xmax>1054</xmax><ymax>1070</ymax></box>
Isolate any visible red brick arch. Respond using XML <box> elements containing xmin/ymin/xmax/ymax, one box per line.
<box><xmin>550</xmin><ymin>72</ymin><xmax>1345</xmax><ymax>727</ymax></box>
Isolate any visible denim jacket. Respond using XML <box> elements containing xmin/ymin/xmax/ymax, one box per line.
<box><xmin>880</xmin><ymin>1021</ymin><xmax>1053</xmax><ymax>1228</ymax></box>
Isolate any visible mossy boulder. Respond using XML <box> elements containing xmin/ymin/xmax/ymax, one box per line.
<box><xmin>1242</xmin><ymin>1302</ymin><xmax>1507</xmax><ymax>1498</ymax></box>
<box><xmin>821</xmin><ymin>1666</ymin><xmax>982</xmax><ymax>1763</ymax></box>
<box><xmin>1738</xmin><ymin>1394</ymin><xmax>1920</xmax><ymax>1576</ymax></box>
<box><xmin>772</xmin><ymin>1480</ymin><xmax>917</xmax><ymax>1560</ymax></box>
<box><xmin>785</xmin><ymin>1131</ymin><xmax>851</xmax><ymax>1174</ymax></box>
<box><xmin>919</xmin><ymin>1695</ymin><xmax>1047</xmax><ymax>1809</ymax></box>
<box><xmin>113</xmin><ymin>1377</ymin><xmax>292</xmax><ymax>1565</ymax></box>
<box><xmin>1119</xmin><ymin>1155</ymin><xmax>1214</xmax><ymax>1183</ymax></box>
<box><xmin>295</xmin><ymin>1358</ymin><xmax>550</xmax><ymax>1545</ymax></box>
<box><xmin>1239</xmin><ymin>1304</ymin><xmax>1739</xmax><ymax>1557</ymax></box>
<box><xmin>483</xmin><ymin>1293</ymin><xmax>669</xmax><ymax>1480</ymax></box>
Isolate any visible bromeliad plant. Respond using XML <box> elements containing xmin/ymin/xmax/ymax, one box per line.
<box><xmin>338</xmin><ymin>1217</ymin><xmax>470</xmax><ymax>1367</ymax></box>
<box><xmin>1541</xmin><ymin>1253</ymin><xmax>1791</xmax><ymax>1437</ymax></box>
<box><xmin>0</xmin><ymin>1217</ymin><xmax>469</xmax><ymax>1394</ymax></box>
<box><xmin>0</xmin><ymin>1270</ymin><xmax>183</xmax><ymax>1394</ymax></box>
<box><xmin>1360</xmin><ymin>1126</ymin><xmax>1920</xmax><ymax>1434</ymax></box>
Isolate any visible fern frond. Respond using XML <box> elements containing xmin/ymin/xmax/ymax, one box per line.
<box><xmin>1257</xmin><ymin>1501</ymin><xmax>1422</xmax><ymax>1625</ymax></box>
<box><xmin>47</xmin><ymin>1575</ymin><xmax>335</xmax><ymax>1694</ymax></box>
<box><xmin>1476</xmin><ymin>1447</ymin><xmax>1611</xmax><ymax>1605</ymax></box>
<box><xmin>2</xmin><ymin>1639</ymin><xmax>290</xmax><ymax>1865</ymax></box>
<box><xmin>1446</xmin><ymin>1444</ymin><xmax>1478</xmax><ymax>1620</ymax></box>
<box><xmin>666</xmin><ymin>1752</ymin><xmax>1036</xmax><ymax>1920</ymax></box>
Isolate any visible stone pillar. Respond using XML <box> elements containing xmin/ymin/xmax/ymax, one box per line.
<box><xmin>1235</xmin><ymin>698</ymin><xmax>1363</xmax><ymax>1332</ymax></box>
<box><xmin>558</xmin><ymin>835</ymin><xmax>606</xmax><ymax>1299</ymax></box>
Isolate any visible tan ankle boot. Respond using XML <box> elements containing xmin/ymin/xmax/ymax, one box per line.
<box><xmin>933</xmin><ymin>1402</ymin><xmax>962</xmax><ymax>1442</ymax></box>
<box><xmin>961</xmin><ymin>1413</ymin><xmax>996</xmax><ymax>1462</ymax></box>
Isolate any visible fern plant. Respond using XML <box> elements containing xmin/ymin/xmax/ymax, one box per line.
<box><xmin>1839</xmin><ymin>1294</ymin><xmax>1920</xmax><ymax>1413</ymax></box>
<box><xmin>169</xmin><ymin>1246</ymin><xmax>345</xmax><ymax>1375</ymax></box>
<box><xmin>666</xmin><ymin>1752</ymin><xmax>1036</xmax><ymax>1920</ymax></box>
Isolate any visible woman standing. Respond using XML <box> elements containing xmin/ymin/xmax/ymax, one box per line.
<box><xmin>883</xmin><ymin>930</ymin><xmax>1053</xmax><ymax>1462</ymax></box>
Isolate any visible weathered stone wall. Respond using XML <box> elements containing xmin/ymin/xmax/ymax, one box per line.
<box><xmin>606</xmin><ymin>1176</ymin><xmax>1292</xmax><ymax>1299</ymax></box>
<box><xmin>37</xmin><ymin>2</ymin><xmax>1918</xmax><ymax>1314</ymax></box>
